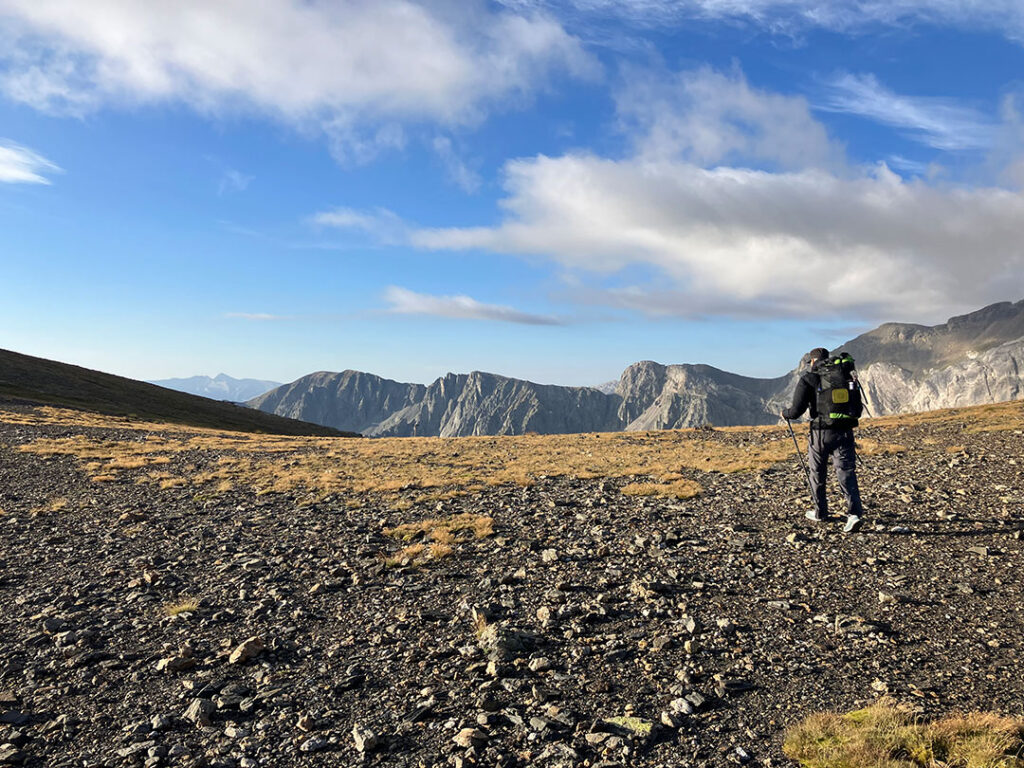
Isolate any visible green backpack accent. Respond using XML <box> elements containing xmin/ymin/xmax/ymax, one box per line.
<box><xmin>814</xmin><ymin>352</ymin><xmax>861</xmax><ymax>428</ymax></box>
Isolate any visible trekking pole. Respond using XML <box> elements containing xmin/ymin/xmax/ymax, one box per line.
<box><xmin>854</xmin><ymin>378</ymin><xmax>874</xmax><ymax>418</ymax></box>
<box><xmin>785</xmin><ymin>418</ymin><xmax>814</xmax><ymax>499</ymax></box>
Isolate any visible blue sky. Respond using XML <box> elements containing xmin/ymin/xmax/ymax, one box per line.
<box><xmin>2</xmin><ymin>1</ymin><xmax>1024</xmax><ymax>387</ymax></box>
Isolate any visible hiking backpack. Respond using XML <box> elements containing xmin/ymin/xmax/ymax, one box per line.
<box><xmin>814</xmin><ymin>352</ymin><xmax>861</xmax><ymax>428</ymax></box>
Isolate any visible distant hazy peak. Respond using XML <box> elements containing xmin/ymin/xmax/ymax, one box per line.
<box><xmin>149</xmin><ymin>373</ymin><xmax>281</xmax><ymax>402</ymax></box>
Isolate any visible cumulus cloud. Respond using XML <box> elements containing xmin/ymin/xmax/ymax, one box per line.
<box><xmin>820</xmin><ymin>73</ymin><xmax>997</xmax><ymax>151</ymax></box>
<box><xmin>384</xmin><ymin>286</ymin><xmax>565</xmax><ymax>325</ymax></box>
<box><xmin>0</xmin><ymin>0</ymin><xmax>597</xmax><ymax>156</ymax></box>
<box><xmin>409</xmin><ymin>67</ymin><xmax>1024</xmax><ymax>320</ymax></box>
<box><xmin>0</xmin><ymin>139</ymin><xmax>59</xmax><ymax>183</ymax></box>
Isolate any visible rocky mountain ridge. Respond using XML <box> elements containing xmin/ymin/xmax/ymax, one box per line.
<box><xmin>249</xmin><ymin>301</ymin><xmax>1024</xmax><ymax>436</ymax></box>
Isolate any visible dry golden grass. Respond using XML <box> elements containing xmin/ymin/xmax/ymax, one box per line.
<box><xmin>385</xmin><ymin>513</ymin><xmax>494</xmax><ymax>542</ymax></box>
<box><xmin>8</xmin><ymin>398</ymin><xmax>1022</xmax><ymax>501</ymax></box>
<box><xmin>13</xmin><ymin>414</ymin><xmax>792</xmax><ymax>499</ymax></box>
<box><xmin>472</xmin><ymin>612</ymin><xmax>491</xmax><ymax>640</ymax></box>
<box><xmin>30</xmin><ymin>497</ymin><xmax>68</xmax><ymax>515</ymax></box>
<box><xmin>855</xmin><ymin>439</ymin><xmax>907</xmax><ymax>456</ymax></box>
<box><xmin>621</xmin><ymin>478</ymin><xmax>702</xmax><ymax>498</ymax></box>
<box><xmin>784</xmin><ymin>700</ymin><xmax>1024</xmax><ymax>768</ymax></box>
<box><xmin>380</xmin><ymin>513</ymin><xmax>493</xmax><ymax>567</ymax></box>
<box><xmin>162</xmin><ymin>598</ymin><xmax>200</xmax><ymax>616</ymax></box>
<box><xmin>429</xmin><ymin>542</ymin><xmax>454</xmax><ymax>560</ymax></box>
<box><xmin>867</xmin><ymin>400</ymin><xmax>1024</xmax><ymax>433</ymax></box>
<box><xmin>382</xmin><ymin>543</ymin><xmax>426</xmax><ymax>568</ymax></box>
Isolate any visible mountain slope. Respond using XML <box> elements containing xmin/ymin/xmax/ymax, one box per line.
<box><xmin>841</xmin><ymin>300</ymin><xmax>1024</xmax><ymax>374</ymax></box>
<box><xmin>249</xmin><ymin>370</ymin><xmax>426</xmax><ymax>435</ymax></box>
<box><xmin>249</xmin><ymin>301</ymin><xmax>1024</xmax><ymax>436</ymax></box>
<box><xmin>148</xmin><ymin>373</ymin><xmax>281</xmax><ymax>402</ymax></box>
<box><xmin>0</xmin><ymin>348</ymin><xmax>353</xmax><ymax>436</ymax></box>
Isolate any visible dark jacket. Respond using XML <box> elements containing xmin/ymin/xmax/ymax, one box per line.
<box><xmin>783</xmin><ymin>370</ymin><xmax>862</xmax><ymax>428</ymax></box>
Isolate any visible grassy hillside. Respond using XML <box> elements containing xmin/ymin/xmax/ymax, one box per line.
<box><xmin>0</xmin><ymin>347</ymin><xmax>355</xmax><ymax>437</ymax></box>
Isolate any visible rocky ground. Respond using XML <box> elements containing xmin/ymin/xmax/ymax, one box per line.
<box><xmin>0</xmin><ymin>403</ymin><xmax>1022</xmax><ymax>768</ymax></box>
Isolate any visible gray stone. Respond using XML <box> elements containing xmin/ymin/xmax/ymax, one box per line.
<box><xmin>182</xmin><ymin>698</ymin><xmax>215</xmax><ymax>728</ymax></box>
<box><xmin>352</xmin><ymin>724</ymin><xmax>377</xmax><ymax>753</ymax></box>
<box><xmin>453</xmin><ymin>727</ymin><xmax>487</xmax><ymax>748</ymax></box>
<box><xmin>299</xmin><ymin>736</ymin><xmax>327</xmax><ymax>753</ymax></box>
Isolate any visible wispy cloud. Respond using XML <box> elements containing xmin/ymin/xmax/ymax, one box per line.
<box><xmin>432</xmin><ymin>136</ymin><xmax>481</xmax><ymax>193</ymax></box>
<box><xmin>310</xmin><ymin>206</ymin><xmax>408</xmax><ymax>245</ymax></box>
<box><xmin>218</xmin><ymin>169</ymin><xmax>253</xmax><ymax>195</ymax></box>
<box><xmin>0</xmin><ymin>139</ymin><xmax>60</xmax><ymax>184</ymax></box>
<box><xmin>223</xmin><ymin>312</ymin><xmax>288</xmax><ymax>321</ymax></box>
<box><xmin>505</xmin><ymin>1</ymin><xmax>1024</xmax><ymax>42</ymax></box>
<box><xmin>384</xmin><ymin>286</ymin><xmax>565</xmax><ymax>325</ymax></box>
<box><xmin>0</xmin><ymin>0</ymin><xmax>597</xmax><ymax>162</ymax></box>
<box><xmin>618</xmin><ymin>65</ymin><xmax>844</xmax><ymax>170</ymax></box>
<box><xmin>820</xmin><ymin>73</ymin><xmax>997</xmax><ymax>151</ymax></box>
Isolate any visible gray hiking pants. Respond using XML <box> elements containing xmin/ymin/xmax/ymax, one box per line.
<box><xmin>808</xmin><ymin>428</ymin><xmax>863</xmax><ymax>518</ymax></box>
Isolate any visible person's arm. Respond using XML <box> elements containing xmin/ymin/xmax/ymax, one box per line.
<box><xmin>782</xmin><ymin>374</ymin><xmax>813</xmax><ymax>420</ymax></box>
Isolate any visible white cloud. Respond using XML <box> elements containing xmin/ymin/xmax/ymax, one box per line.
<box><xmin>384</xmin><ymin>286</ymin><xmax>565</xmax><ymax>325</ymax></box>
<box><xmin>618</xmin><ymin>66</ymin><xmax>843</xmax><ymax>170</ymax></box>
<box><xmin>415</xmin><ymin>154</ymin><xmax>1024</xmax><ymax>319</ymax></box>
<box><xmin>408</xmin><ymin>67</ymin><xmax>1024</xmax><ymax>321</ymax></box>
<box><xmin>0</xmin><ymin>139</ymin><xmax>59</xmax><ymax>183</ymax></box>
<box><xmin>820</xmin><ymin>73</ymin><xmax>997</xmax><ymax>151</ymax></box>
<box><xmin>0</xmin><ymin>0</ymin><xmax>597</xmax><ymax>157</ymax></box>
<box><xmin>432</xmin><ymin>136</ymin><xmax>481</xmax><ymax>192</ymax></box>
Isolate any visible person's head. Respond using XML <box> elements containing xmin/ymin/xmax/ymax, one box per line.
<box><xmin>803</xmin><ymin>347</ymin><xmax>829</xmax><ymax>369</ymax></box>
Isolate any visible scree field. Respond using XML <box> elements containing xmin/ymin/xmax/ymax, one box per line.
<box><xmin>0</xmin><ymin>401</ymin><xmax>1022</xmax><ymax>767</ymax></box>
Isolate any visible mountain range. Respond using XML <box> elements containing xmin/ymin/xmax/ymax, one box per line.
<box><xmin>148</xmin><ymin>373</ymin><xmax>280</xmax><ymax>402</ymax></box>
<box><xmin>249</xmin><ymin>300</ymin><xmax>1024</xmax><ymax>437</ymax></box>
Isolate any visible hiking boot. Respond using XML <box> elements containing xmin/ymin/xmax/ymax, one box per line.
<box><xmin>843</xmin><ymin>515</ymin><xmax>863</xmax><ymax>533</ymax></box>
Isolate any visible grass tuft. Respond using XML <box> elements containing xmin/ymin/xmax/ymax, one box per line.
<box><xmin>606</xmin><ymin>716</ymin><xmax>653</xmax><ymax>737</ymax></box>
<box><xmin>784</xmin><ymin>700</ymin><xmax>1024</xmax><ymax>768</ymax></box>
<box><xmin>385</xmin><ymin>513</ymin><xmax>494</xmax><ymax>543</ymax></box>
<box><xmin>163</xmin><ymin>598</ymin><xmax>200</xmax><ymax>616</ymax></box>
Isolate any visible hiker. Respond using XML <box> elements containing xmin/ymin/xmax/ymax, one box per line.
<box><xmin>781</xmin><ymin>347</ymin><xmax>864</xmax><ymax>533</ymax></box>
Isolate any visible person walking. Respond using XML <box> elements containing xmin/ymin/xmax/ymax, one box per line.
<box><xmin>781</xmin><ymin>347</ymin><xmax>864</xmax><ymax>533</ymax></box>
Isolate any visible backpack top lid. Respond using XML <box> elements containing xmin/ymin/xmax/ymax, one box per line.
<box><xmin>814</xmin><ymin>351</ymin><xmax>855</xmax><ymax>373</ymax></box>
